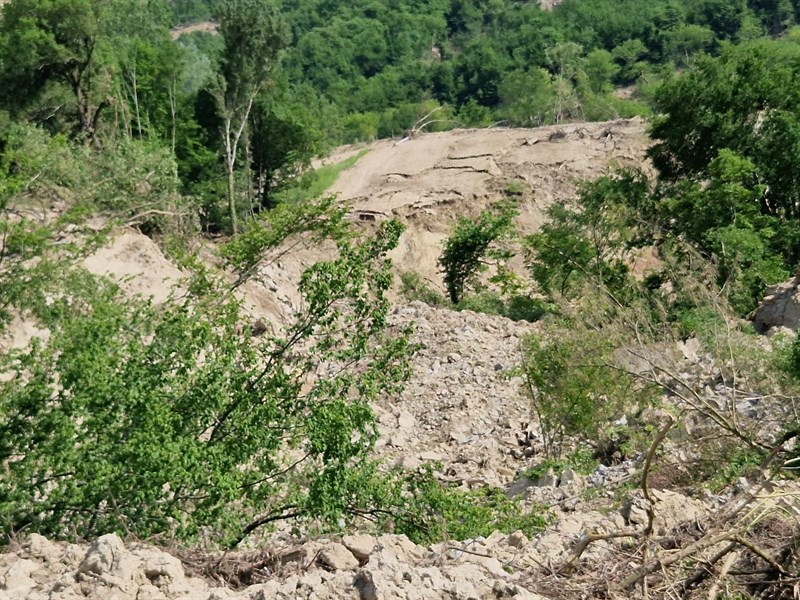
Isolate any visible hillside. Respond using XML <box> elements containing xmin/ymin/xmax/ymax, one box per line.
<box><xmin>6</xmin><ymin>1</ymin><xmax>800</xmax><ymax>599</ymax></box>
<box><xmin>327</xmin><ymin>119</ymin><xmax>648</xmax><ymax>286</ymax></box>
<box><xmin>4</xmin><ymin>119</ymin><xmax>800</xmax><ymax>599</ymax></box>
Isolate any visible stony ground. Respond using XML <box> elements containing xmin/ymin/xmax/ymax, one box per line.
<box><xmin>375</xmin><ymin>302</ymin><xmax>537</xmax><ymax>488</ymax></box>
<box><xmin>1</xmin><ymin>486</ymin><xmax>710</xmax><ymax>600</ymax></box>
<box><xmin>4</xmin><ymin>121</ymin><xmax>800</xmax><ymax>599</ymax></box>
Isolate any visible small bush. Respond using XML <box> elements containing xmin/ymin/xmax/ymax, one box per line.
<box><xmin>505</xmin><ymin>294</ymin><xmax>554</xmax><ymax>322</ymax></box>
<box><xmin>399</xmin><ymin>271</ymin><xmax>447</xmax><ymax>306</ymax></box>
<box><xmin>525</xmin><ymin>447</ymin><xmax>598</xmax><ymax>481</ymax></box>
<box><xmin>504</xmin><ymin>180</ymin><xmax>526</xmax><ymax>197</ymax></box>
<box><xmin>456</xmin><ymin>292</ymin><xmax>506</xmax><ymax>316</ymax></box>
<box><xmin>456</xmin><ymin>292</ymin><xmax>553</xmax><ymax>323</ymax></box>
<box><xmin>439</xmin><ymin>202</ymin><xmax>518</xmax><ymax>304</ymax></box>
<box><xmin>519</xmin><ymin>327</ymin><xmax>657</xmax><ymax>459</ymax></box>
<box><xmin>395</xmin><ymin>466</ymin><xmax>549</xmax><ymax>545</ymax></box>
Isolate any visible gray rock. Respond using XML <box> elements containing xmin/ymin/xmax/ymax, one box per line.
<box><xmin>507</xmin><ymin>531</ymin><xmax>528</xmax><ymax>548</ymax></box>
<box><xmin>559</xmin><ymin>468</ymin><xmax>584</xmax><ymax>490</ymax></box>
<box><xmin>77</xmin><ymin>534</ymin><xmax>136</xmax><ymax>580</ymax></box>
<box><xmin>535</xmin><ymin>469</ymin><xmax>558</xmax><ymax>488</ymax></box>
<box><xmin>354</xmin><ymin>570</ymin><xmax>377</xmax><ymax>600</ymax></box>
<box><xmin>0</xmin><ymin>558</ymin><xmax>38</xmax><ymax>598</ymax></box>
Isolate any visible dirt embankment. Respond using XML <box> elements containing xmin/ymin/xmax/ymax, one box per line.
<box><xmin>325</xmin><ymin>118</ymin><xmax>650</xmax><ymax>293</ymax></box>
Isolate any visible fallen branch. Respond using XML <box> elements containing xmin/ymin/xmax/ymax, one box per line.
<box><xmin>730</xmin><ymin>534</ymin><xmax>788</xmax><ymax>577</ymax></box>
<box><xmin>562</xmin><ymin>530</ymin><xmax>642</xmax><ymax>570</ymax></box>
<box><xmin>679</xmin><ymin>542</ymin><xmax>738</xmax><ymax>594</ymax></box>
<box><xmin>618</xmin><ymin>528</ymin><xmax>742</xmax><ymax>590</ymax></box>
<box><xmin>707</xmin><ymin>550</ymin><xmax>739</xmax><ymax>600</ymax></box>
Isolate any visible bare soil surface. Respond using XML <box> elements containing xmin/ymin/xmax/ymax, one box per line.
<box><xmin>326</xmin><ymin>118</ymin><xmax>649</xmax><ymax>294</ymax></box>
<box><xmin>170</xmin><ymin>20</ymin><xmax>219</xmax><ymax>40</ymax></box>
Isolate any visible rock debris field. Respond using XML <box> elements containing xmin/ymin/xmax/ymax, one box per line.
<box><xmin>8</xmin><ymin>119</ymin><xmax>796</xmax><ymax>599</ymax></box>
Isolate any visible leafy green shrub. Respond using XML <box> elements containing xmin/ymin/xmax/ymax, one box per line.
<box><xmin>519</xmin><ymin>327</ymin><xmax>656</xmax><ymax>459</ymax></box>
<box><xmin>1</xmin><ymin>124</ymin><xmax>194</xmax><ymax>238</ymax></box>
<box><xmin>673</xmin><ymin>305</ymin><xmax>729</xmax><ymax>342</ymax></box>
<box><xmin>394</xmin><ymin>466</ymin><xmax>549</xmax><ymax>545</ymax></box>
<box><xmin>525</xmin><ymin>171</ymin><xmax>647</xmax><ymax>304</ymax></box>
<box><xmin>0</xmin><ymin>216</ymin><xmax>414</xmax><ymax>547</ymax></box>
<box><xmin>525</xmin><ymin>447</ymin><xmax>598</xmax><ymax>481</ymax></box>
<box><xmin>340</xmin><ymin>112</ymin><xmax>380</xmax><ymax>143</ymax></box>
<box><xmin>708</xmin><ymin>447</ymin><xmax>764</xmax><ymax>492</ymax></box>
<box><xmin>504</xmin><ymin>180</ymin><xmax>526</xmax><ymax>197</ymax></box>
<box><xmin>455</xmin><ymin>292</ymin><xmax>506</xmax><ymax>316</ymax></box>
<box><xmin>456</xmin><ymin>292</ymin><xmax>553</xmax><ymax>323</ymax></box>
<box><xmin>505</xmin><ymin>294</ymin><xmax>554</xmax><ymax>322</ymax></box>
<box><xmin>439</xmin><ymin>202</ymin><xmax>518</xmax><ymax>304</ymax></box>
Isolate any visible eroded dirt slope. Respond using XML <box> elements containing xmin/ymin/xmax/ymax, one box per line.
<box><xmin>324</xmin><ymin>119</ymin><xmax>649</xmax><ymax>289</ymax></box>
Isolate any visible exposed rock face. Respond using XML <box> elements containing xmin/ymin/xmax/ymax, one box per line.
<box><xmin>753</xmin><ymin>275</ymin><xmax>800</xmax><ymax>333</ymax></box>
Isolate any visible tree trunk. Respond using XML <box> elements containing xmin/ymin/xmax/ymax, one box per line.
<box><xmin>224</xmin><ymin>117</ymin><xmax>239</xmax><ymax>236</ymax></box>
<box><xmin>227</xmin><ymin>159</ymin><xmax>238</xmax><ymax>236</ymax></box>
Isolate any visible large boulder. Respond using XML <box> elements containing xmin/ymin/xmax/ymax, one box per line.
<box><xmin>753</xmin><ymin>275</ymin><xmax>800</xmax><ymax>333</ymax></box>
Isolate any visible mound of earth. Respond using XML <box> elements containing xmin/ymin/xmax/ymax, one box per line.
<box><xmin>324</xmin><ymin>119</ymin><xmax>649</xmax><ymax>290</ymax></box>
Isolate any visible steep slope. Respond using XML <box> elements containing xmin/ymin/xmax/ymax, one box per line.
<box><xmin>331</xmin><ymin>120</ymin><xmax>648</xmax><ymax>285</ymax></box>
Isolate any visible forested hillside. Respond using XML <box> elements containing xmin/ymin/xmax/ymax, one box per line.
<box><xmin>3</xmin><ymin>0</ymin><xmax>800</xmax><ymax>227</ymax></box>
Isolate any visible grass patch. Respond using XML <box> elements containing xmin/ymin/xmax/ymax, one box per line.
<box><xmin>276</xmin><ymin>149</ymin><xmax>369</xmax><ymax>204</ymax></box>
<box><xmin>306</xmin><ymin>149</ymin><xmax>369</xmax><ymax>197</ymax></box>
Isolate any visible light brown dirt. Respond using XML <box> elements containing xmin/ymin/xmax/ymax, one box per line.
<box><xmin>327</xmin><ymin>119</ymin><xmax>649</xmax><ymax>292</ymax></box>
<box><xmin>170</xmin><ymin>20</ymin><xmax>219</xmax><ymax>40</ymax></box>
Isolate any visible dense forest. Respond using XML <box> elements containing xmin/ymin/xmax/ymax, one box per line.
<box><xmin>3</xmin><ymin>0</ymin><xmax>800</xmax><ymax>229</ymax></box>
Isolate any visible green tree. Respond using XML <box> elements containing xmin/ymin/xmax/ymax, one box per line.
<box><xmin>439</xmin><ymin>202</ymin><xmax>517</xmax><ymax>304</ymax></box>
<box><xmin>612</xmin><ymin>39</ymin><xmax>648</xmax><ymax>84</ymax></box>
<box><xmin>689</xmin><ymin>0</ymin><xmax>748</xmax><ymax>40</ymax></box>
<box><xmin>0</xmin><ymin>0</ymin><xmax>111</xmax><ymax>143</ymax></box>
<box><xmin>584</xmin><ymin>49</ymin><xmax>619</xmax><ymax>94</ymax></box>
<box><xmin>526</xmin><ymin>171</ymin><xmax>647</xmax><ymax>302</ymax></box>
<box><xmin>520</xmin><ymin>329</ymin><xmax>642</xmax><ymax>459</ymax></box>
<box><xmin>664</xmin><ymin>24</ymin><xmax>715</xmax><ymax>65</ymax></box>
<box><xmin>0</xmin><ymin>200</ymin><xmax>413</xmax><ymax>546</ymax></box>
<box><xmin>211</xmin><ymin>0</ymin><xmax>289</xmax><ymax>234</ymax></box>
<box><xmin>654</xmin><ymin>150</ymin><xmax>789</xmax><ymax>313</ymax></box>
<box><xmin>546</xmin><ymin>42</ymin><xmax>585</xmax><ymax>122</ymax></box>
<box><xmin>498</xmin><ymin>68</ymin><xmax>556</xmax><ymax>126</ymax></box>
<box><xmin>0</xmin><ymin>0</ymin><xmax>171</xmax><ymax>144</ymax></box>
<box><xmin>649</xmin><ymin>39</ymin><xmax>800</xmax><ymax>266</ymax></box>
